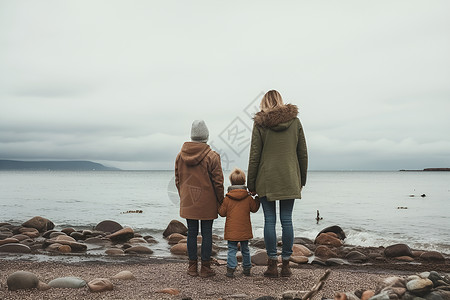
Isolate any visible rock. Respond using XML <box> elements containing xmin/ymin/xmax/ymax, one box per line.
<box><xmin>383</xmin><ymin>276</ymin><xmax>407</xmax><ymax>288</ymax></box>
<box><xmin>107</xmin><ymin>227</ymin><xmax>134</xmax><ymax>243</ymax></box>
<box><xmin>384</xmin><ymin>244</ymin><xmax>413</xmax><ymax>258</ymax></box>
<box><xmin>361</xmin><ymin>290</ymin><xmax>375</xmax><ymax>300</ymax></box>
<box><xmin>88</xmin><ymin>278</ymin><xmax>113</xmax><ymax>292</ymax></box>
<box><xmin>129</xmin><ymin>237</ymin><xmax>148</xmax><ymax>244</ymax></box>
<box><xmin>55</xmin><ymin>235</ymin><xmax>76</xmax><ymax>242</ymax></box>
<box><xmin>49</xmin><ymin>232</ymin><xmax>67</xmax><ymax>239</ymax></box>
<box><xmin>163</xmin><ymin>220</ymin><xmax>188</xmax><ymax>237</ymax></box>
<box><xmin>19</xmin><ymin>228</ymin><xmax>40</xmax><ymax>238</ymax></box>
<box><xmin>12</xmin><ymin>234</ymin><xmax>29</xmax><ymax>241</ymax></box>
<box><xmin>420</xmin><ymin>251</ymin><xmax>445</xmax><ymax>262</ymax></box>
<box><xmin>167</xmin><ymin>233</ymin><xmax>186</xmax><ymax>244</ymax></box>
<box><xmin>46</xmin><ymin>242</ymin><xmax>63</xmax><ymax>251</ymax></box>
<box><xmin>290</xmin><ymin>255</ymin><xmax>308</xmax><ymax>264</ymax></box>
<box><xmin>251</xmin><ymin>249</ymin><xmax>268</xmax><ymax>266</ymax></box>
<box><xmin>85</xmin><ymin>237</ymin><xmax>111</xmax><ymax>245</ymax></box>
<box><xmin>425</xmin><ymin>290</ymin><xmax>450</xmax><ymax>300</ymax></box>
<box><xmin>394</xmin><ymin>256</ymin><xmax>415</xmax><ymax>262</ymax></box>
<box><xmin>344</xmin><ymin>292</ymin><xmax>359</xmax><ymax>300</ymax></box>
<box><xmin>0</xmin><ymin>238</ymin><xmax>19</xmax><ymax>246</ymax></box>
<box><xmin>250</xmin><ymin>238</ymin><xmax>266</xmax><ymax>249</ymax></box>
<box><xmin>170</xmin><ymin>243</ymin><xmax>188</xmax><ymax>255</ymax></box>
<box><xmin>311</xmin><ymin>257</ymin><xmax>327</xmax><ymax>266</ymax></box>
<box><xmin>61</xmin><ymin>227</ymin><xmax>76</xmax><ymax>235</ymax></box>
<box><xmin>406</xmin><ymin>278</ymin><xmax>433</xmax><ymax>296</ymax></box>
<box><xmin>42</xmin><ymin>230</ymin><xmax>57</xmax><ymax>238</ymax></box>
<box><xmin>367</xmin><ymin>291</ymin><xmax>389</xmax><ymax>300</ymax></box>
<box><xmin>48</xmin><ymin>277</ymin><xmax>86</xmax><ymax>289</ymax></box>
<box><xmin>124</xmin><ymin>245</ymin><xmax>153</xmax><ymax>254</ymax></box>
<box><xmin>293</xmin><ymin>237</ymin><xmax>314</xmax><ymax>245</ymax></box>
<box><xmin>314</xmin><ymin>245</ymin><xmax>338</xmax><ymax>258</ymax></box>
<box><xmin>94</xmin><ymin>220</ymin><xmax>123</xmax><ymax>233</ymax></box>
<box><xmin>111</xmin><ymin>270</ymin><xmax>135</xmax><ymax>280</ymax></box>
<box><xmin>22</xmin><ymin>216</ymin><xmax>54</xmax><ymax>232</ymax></box>
<box><xmin>70</xmin><ymin>231</ymin><xmax>85</xmax><ymax>240</ymax></box>
<box><xmin>58</xmin><ymin>245</ymin><xmax>72</xmax><ymax>253</ymax></box>
<box><xmin>282</xmin><ymin>290</ymin><xmax>300</xmax><ymax>299</ymax></box>
<box><xmin>317</xmin><ymin>225</ymin><xmax>346</xmax><ymax>240</ymax></box>
<box><xmin>0</xmin><ymin>243</ymin><xmax>32</xmax><ymax>253</ymax></box>
<box><xmin>428</xmin><ymin>271</ymin><xmax>445</xmax><ymax>286</ymax></box>
<box><xmin>7</xmin><ymin>271</ymin><xmax>39</xmax><ymax>291</ymax></box>
<box><xmin>54</xmin><ymin>240</ymin><xmax>87</xmax><ymax>252</ymax></box>
<box><xmin>105</xmin><ymin>248</ymin><xmax>125</xmax><ymax>256</ymax></box>
<box><xmin>345</xmin><ymin>250</ymin><xmax>368</xmax><ymax>262</ymax></box>
<box><xmin>334</xmin><ymin>292</ymin><xmax>347</xmax><ymax>300</ymax></box>
<box><xmin>326</xmin><ymin>258</ymin><xmax>349</xmax><ymax>266</ymax></box>
<box><xmin>292</xmin><ymin>244</ymin><xmax>312</xmax><ymax>256</ymax></box>
<box><xmin>315</xmin><ymin>233</ymin><xmax>343</xmax><ymax>247</ymax></box>
<box><xmin>38</xmin><ymin>281</ymin><xmax>51</xmax><ymax>291</ymax></box>
<box><xmin>144</xmin><ymin>235</ymin><xmax>158</xmax><ymax>243</ymax></box>
<box><xmin>156</xmin><ymin>288</ymin><xmax>180</xmax><ymax>295</ymax></box>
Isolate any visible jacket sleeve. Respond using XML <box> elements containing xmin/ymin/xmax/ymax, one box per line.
<box><xmin>175</xmin><ymin>153</ymin><xmax>181</xmax><ymax>193</ymax></box>
<box><xmin>296</xmin><ymin>119</ymin><xmax>308</xmax><ymax>186</ymax></box>
<box><xmin>249</xmin><ymin>196</ymin><xmax>260</xmax><ymax>213</ymax></box>
<box><xmin>247</xmin><ymin>124</ymin><xmax>262</xmax><ymax>192</ymax></box>
<box><xmin>218</xmin><ymin>198</ymin><xmax>227</xmax><ymax>217</ymax></box>
<box><xmin>209</xmin><ymin>152</ymin><xmax>225</xmax><ymax>204</ymax></box>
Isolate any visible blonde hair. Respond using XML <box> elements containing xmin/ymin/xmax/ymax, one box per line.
<box><xmin>229</xmin><ymin>168</ymin><xmax>246</xmax><ymax>185</ymax></box>
<box><xmin>260</xmin><ymin>90</ymin><xmax>284</xmax><ymax>112</ymax></box>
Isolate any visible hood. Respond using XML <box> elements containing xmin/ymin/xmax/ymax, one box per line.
<box><xmin>180</xmin><ymin>142</ymin><xmax>211</xmax><ymax>166</ymax></box>
<box><xmin>226</xmin><ymin>187</ymin><xmax>250</xmax><ymax>201</ymax></box>
<box><xmin>253</xmin><ymin>104</ymin><xmax>298</xmax><ymax>131</ymax></box>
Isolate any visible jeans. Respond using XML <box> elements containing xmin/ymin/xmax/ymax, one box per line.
<box><xmin>259</xmin><ymin>197</ymin><xmax>295</xmax><ymax>260</ymax></box>
<box><xmin>186</xmin><ymin>219</ymin><xmax>213</xmax><ymax>261</ymax></box>
<box><xmin>227</xmin><ymin>240</ymin><xmax>251</xmax><ymax>269</ymax></box>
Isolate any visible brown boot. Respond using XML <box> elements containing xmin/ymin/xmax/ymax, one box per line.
<box><xmin>187</xmin><ymin>260</ymin><xmax>198</xmax><ymax>277</ymax></box>
<box><xmin>280</xmin><ymin>259</ymin><xmax>292</xmax><ymax>277</ymax></box>
<box><xmin>199</xmin><ymin>260</ymin><xmax>215</xmax><ymax>277</ymax></box>
<box><xmin>263</xmin><ymin>258</ymin><xmax>279</xmax><ymax>278</ymax></box>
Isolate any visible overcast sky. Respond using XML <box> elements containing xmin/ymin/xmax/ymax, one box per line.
<box><xmin>1</xmin><ymin>1</ymin><xmax>449</xmax><ymax>170</ymax></box>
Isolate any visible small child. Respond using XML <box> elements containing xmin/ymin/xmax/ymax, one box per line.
<box><xmin>218</xmin><ymin>168</ymin><xmax>260</xmax><ymax>277</ymax></box>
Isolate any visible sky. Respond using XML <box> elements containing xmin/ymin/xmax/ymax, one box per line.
<box><xmin>1</xmin><ymin>1</ymin><xmax>449</xmax><ymax>170</ymax></box>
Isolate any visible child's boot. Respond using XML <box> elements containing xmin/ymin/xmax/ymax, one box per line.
<box><xmin>263</xmin><ymin>258</ymin><xmax>279</xmax><ymax>278</ymax></box>
<box><xmin>187</xmin><ymin>260</ymin><xmax>198</xmax><ymax>276</ymax></box>
<box><xmin>243</xmin><ymin>267</ymin><xmax>251</xmax><ymax>276</ymax></box>
<box><xmin>280</xmin><ymin>259</ymin><xmax>292</xmax><ymax>277</ymax></box>
<box><xmin>226</xmin><ymin>267</ymin><xmax>235</xmax><ymax>278</ymax></box>
<box><xmin>199</xmin><ymin>260</ymin><xmax>216</xmax><ymax>277</ymax></box>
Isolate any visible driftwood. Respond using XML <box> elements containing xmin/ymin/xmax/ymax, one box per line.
<box><xmin>301</xmin><ymin>269</ymin><xmax>331</xmax><ymax>300</ymax></box>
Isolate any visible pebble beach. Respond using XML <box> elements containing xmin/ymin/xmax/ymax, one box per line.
<box><xmin>1</xmin><ymin>217</ymin><xmax>449</xmax><ymax>299</ymax></box>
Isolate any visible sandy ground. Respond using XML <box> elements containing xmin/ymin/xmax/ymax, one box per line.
<box><xmin>2</xmin><ymin>257</ymin><xmax>448</xmax><ymax>300</ymax></box>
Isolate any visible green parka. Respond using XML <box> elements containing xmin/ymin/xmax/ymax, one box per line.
<box><xmin>247</xmin><ymin>104</ymin><xmax>308</xmax><ymax>201</ymax></box>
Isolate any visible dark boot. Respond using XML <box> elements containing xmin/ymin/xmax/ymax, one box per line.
<box><xmin>187</xmin><ymin>260</ymin><xmax>198</xmax><ymax>276</ymax></box>
<box><xmin>199</xmin><ymin>260</ymin><xmax>215</xmax><ymax>277</ymax></box>
<box><xmin>280</xmin><ymin>259</ymin><xmax>292</xmax><ymax>277</ymax></box>
<box><xmin>263</xmin><ymin>258</ymin><xmax>279</xmax><ymax>278</ymax></box>
<box><xmin>226</xmin><ymin>267</ymin><xmax>235</xmax><ymax>278</ymax></box>
<box><xmin>243</xmin><ymin>267</ymin><xmax>251</xmax><ymax>276</ymax></box>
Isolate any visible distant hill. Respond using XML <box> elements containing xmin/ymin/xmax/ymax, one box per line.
<box><xmin>0</xmin><ymin>160</ymin><xmax>120</xmax><ymax>171</ymax></box>
<box><xmin>399</xmin><ymin>168</ymin><xmax>450</xmax><ymax>172</ymax></box>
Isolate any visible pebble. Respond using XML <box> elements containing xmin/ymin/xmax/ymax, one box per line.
<box><xmin>48</xmin><ymin>277</ymin><xmax>86</xmax><ymax>288</ymax></box>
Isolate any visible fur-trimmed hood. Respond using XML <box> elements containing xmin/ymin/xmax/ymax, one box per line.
<box><xmin>253</xmin><ymin>104</ymin><xmax>298</xmax><ymax>130</ymax></box>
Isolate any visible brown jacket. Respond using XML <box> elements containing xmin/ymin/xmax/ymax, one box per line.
<box><xmin>218</xmin><ymin>186</ymin><xmax>260</xmax><ymax>241</ymax></box>
<box><xmin>175</xmin><ymin>142</ymin><xmax>224</xmax><ymax>220</ymax></box>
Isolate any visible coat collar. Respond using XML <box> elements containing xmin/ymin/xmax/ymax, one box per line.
<box><xmin>253</xmin><ymin>104</ymin><xmax>298</xmax><ymax>128</ymax></box>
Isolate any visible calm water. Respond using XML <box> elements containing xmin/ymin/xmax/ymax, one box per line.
<box><xmin>1</xmin><ymin>170</ymin><xmax>449</xmax><ymax>255</ymax></box>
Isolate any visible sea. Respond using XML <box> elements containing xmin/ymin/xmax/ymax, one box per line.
<box><xmin>1</xmin><ymin>170</ymin><xmax>449</xmax><ymax>258</ymax></box>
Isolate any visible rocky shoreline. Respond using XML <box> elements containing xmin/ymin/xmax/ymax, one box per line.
<box><xmin>1</xmin><ymin>216</ymin><xmax>449</xmax><ymax>299</ymax></box>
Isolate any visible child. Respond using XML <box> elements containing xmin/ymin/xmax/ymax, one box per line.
<box><xmin>218</xmin><ymin>168</ymin><xmax>260</xmax><ymax>277</ymax></box>
<box><xmin>175</xmin><ymin>120</ymin><xmax>224</xmax><ymax>277</ymax></box>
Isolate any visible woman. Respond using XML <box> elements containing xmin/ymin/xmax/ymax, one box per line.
<box><xmin>247</xmin><ymin>90</ymin><xmax>308</xmax><ymax>278</ymax></box>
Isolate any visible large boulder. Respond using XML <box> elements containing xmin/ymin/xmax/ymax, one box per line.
<box><xmin>88</xmin><ymin>278</ymin><xmax>113</xmax><ymax>292</ymax></box>
<box><xmin>48</xmin><ymin>277</ymin><xmax>86</xmax><ymax>289</ymax></box>
<box><xmin>106</xmin><ymin>227</ymin><xmax>134</xmax><ymax>243</ymax></box>
<box><xmin>251</xmin><ymin>249</ymin><xmax>268</xmax><ymax>266</ymax></box>
<box><xmin>22</xmin><ymin>216</ymin><xmax>54</xmax><ymax>232</ymax></box>
<box><xmin>316</xmin><ymin>225</ymin><xmax>346</xmax><ymax>240</ymax></box>
<box><xmin>94</xmin><ymin>220</ymin><xmax>123</xmax><ymax>234</ymax></box>
<box><xmin>7</xmin><ymin>271</ymin><xmax>39</xmax><ymax>291</ymax></box>
<box><xmin>384</xmin><ymin>244</ymin><xmax>413</xmax><ymax>258</ymax></box>
<box><xmin>167</xmin><ymin>233</ymin><xmax>186</xmax><ymax>245</ymax></box>
<box><xmin>314</xmin><ymin>245</ymin><xmax>338</xmax><ymax>258</ymax></box>
<box><xmin>292</xmin><ymin>244</ymin><xmax>313</xmax><ymax>257</ymax></box>
<box><xmin>420</xmin><ymin>251</ymin><xmax>445</xmax><ymax>262</ymax></box>
<box><xmin>163</xmin><ymin>220</ymin><xmax>187</xmax><ymax>237</ymax></box>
